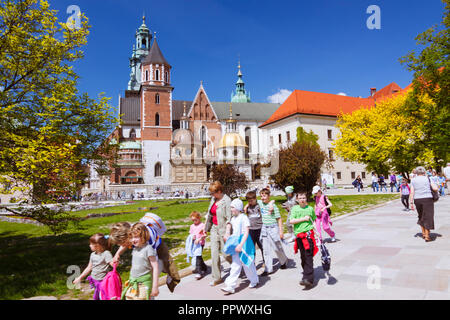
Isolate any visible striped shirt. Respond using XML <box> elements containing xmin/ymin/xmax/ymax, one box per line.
<box><xmin>258</xmin><ymin>200</ymin><xmax>280</xmax><ymax>225</ymax></box>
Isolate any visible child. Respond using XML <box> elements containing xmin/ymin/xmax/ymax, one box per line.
<box><xmin>438</xmin><ymin>173</ymin><xmax>446</xmax><ymax>196</ymax></box>
<box><xmin>281</xmin><ymin>186</ymin><xmax>297</xmax><ymax>242</ymax></box>
<box><xmin>121</xmin><ymin>223</ymin><xmax>160</xmax><ymax>300</ymax></box>
<box><xmin>258</xmin><ymin>188</ymin><xmax>288</xmax><ymax>276</ymax></box>
<box><xmin>289</xmin><ymin>193</ymin><xmax>318</xmax><ymax>289</ymax></box>
<box><xmin>244</xmin><ymin>191</ymin><xmax>264</xmax><ymax>263</ymax></box>
<box><xmin>312</xmin><ymin>186</ymin><xmax>336</xmax><ymax>242</ymax></box>
<box><xmin>187</xmin><ymin>211</ymin><xmax>207</xmax><ymax>279</ymax></box>
<box><xmin>73</xmin><ymin>233</ymin><xmax>114</xmax><ymax>300</ymax></box>
<box><xmin>110</xmin><ymin>214</ymin><xmax>181</xmax><ymax>292</ymax></box>
<box><xmin>400</xmin><ymin>179</ymin><xmax>411</xmax><ymax>211</ymax></box>
<box><xmin>221</xmin><ymin>199</ymin><xmax>259</xmax><ymax>294</ymax></box>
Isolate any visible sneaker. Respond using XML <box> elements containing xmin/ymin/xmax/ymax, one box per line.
<box><xmin>249</xmin><ymin>282</ymin><xmax>259</xmax><ymax>288</ymax></box>
<box><xmin>280</xmin><ymin>263</ymin><xmax>287</xmax><ymax>269</ymax></box>
<box><xmin>220</xmin><ymin>286</ymin><xmax>235</xmax><ymax>294</ymax></box>
<box><xmin>260</xmin><ymin>271</ymin><xmax>271</xmax><ymax>277</ymax></box>
<box><xmin>330</xmin><ymin>237</ymin><xmax>336</xmax><ymax>243</ymax></box>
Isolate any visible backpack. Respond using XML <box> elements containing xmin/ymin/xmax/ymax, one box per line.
<box><xmin>100</xmin><ymin>263</ymin><xmax>122</xmax><ymax>300</ymax></box>
<box><xmin>140</xmin><ymin>212</ymin><xmax>167</xmax><ymax>237</ymax></box>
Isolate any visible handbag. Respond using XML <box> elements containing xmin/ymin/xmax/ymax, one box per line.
<box><xmin>428</xmin><ymin>177</ymin><xmax>439</xmax><ymax>202</ymax></box>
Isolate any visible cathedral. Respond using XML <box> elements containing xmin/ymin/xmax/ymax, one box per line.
<box><xmin>83</xmin><ymin>16</ymin><xmax>280</xmax><ymax>198</ymax></box>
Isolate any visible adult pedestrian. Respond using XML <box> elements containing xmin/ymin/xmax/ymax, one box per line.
<box><xmin>389</xmin><ymin>173</ymin><xmax>397</xmax><ymax>192</ymax></box>
<box><xmin>409</xmin><ymin>166</ymin><xmax>439</xmax><ymax>242</ymax></box>
<box><xmin>371</xmin><ymin>173</ymin><xmax>379</xmax><ymax>192</ymax></box>
<box><xmin>204</xmin><ymin>181</ymin><xmax>233</xmax><ymax>286</ymax></box>
<box><xmin>378</xmin><ymin>174</ymin><xmax>387</xmax><ymax>192</ymax></box>
<box><xmin>354</xmin><ymin>175</ymin><xmax>363</xmax><ymax>192</ymax></box>
<box><xmin>443</xmin><ymin>163</ymin><xmax>450</xmax><ymax>195</ymax></box>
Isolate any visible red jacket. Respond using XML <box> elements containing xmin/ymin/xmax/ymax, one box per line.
<box><xmin>294</xmin><ymin>229</ymin><xmax>318</xmax><ymax>257</ymax></box>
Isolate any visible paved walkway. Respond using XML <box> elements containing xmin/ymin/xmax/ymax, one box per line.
<box><xmin>158</xmin><ymin>196</ymin><xmax>450</xmax><ymax>300</ymax></box>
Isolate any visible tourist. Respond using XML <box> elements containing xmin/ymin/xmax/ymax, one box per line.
<box><xmin>444</xmin><ymin>163</ymin><xmax>450</xmax><ymax>195</ymax></box>
<box><xmin>109</xmin><ymin>213</ymin><xmax>181</xmax><ymax>292</ymax></box>
<box><xmin>244</xmin><ymin>191</ymin><xmax>264</xmax><ymax>264</ymax></box>
<box><xmin>409</xmin><ymin>166</ymin><xmax>439</xmax><ymax>242</ymax></box>
<box><xmin>312</xmin><ymin>186</ymin><xmax>336</xmax><ymax>243</ymax></box>
<box><xmin>289</xmin><ymin>192</ymin><xmax>318</xmax><ymax>290</ymax></box>
<box><xmin>400</xmin><ymin>179</ymin><xmax>411</xmax><ymax>211</ymax></box>
<box><xmin>187</xmin><ymin>211</ymin><xmax>207</xmax><ymax>279</ymax></box>
<box><xmin>72</xmin><ymin>233</ymin><xmax>114</xmax><ymax>300</ymax></box>
<box><xmin>389</xmin><ymin>173</ymin><xmax>397</xmax><ymax>192</ymax></box>
<box><xmin>396</xmin><ymin>173</ymin><xmax>404</xmax><ymax>192</ymax></box>
<box><xmin>121</xmin><ymin>223</ymin><xmax>159</xmax><ymax>300</ymax></box>
<box><xmin>410</xmin><ymin>169</ymin><xmax>417</xmax><ymax>180</ymax></box>
<box><xmin>259</xmin><ymin>188</ymin><xmax>288</xmax><ymax>276</ymax></box>
<box><xmin>203</xmin><ymin>181</ymin><xmax>232</xmax><ymax>286</ymax></box>
<box><xmin>281</xmin><ymin>186</ymin><xmax>297</xmax><ymax>242</ymax></box>
<box><xmin>353</xmin><ymin>175</ymin><xmax>363</xmax><ymax>192</ymax></box>
<box><xmin>371</xmin><ymin>173</ymin><xmax>379</xmax><ymax>192</ymax></box>
<box><xmin>221</xmin><ymin>199</ymin><xmax>259</xmax><ymax>294</ymax></box>
<box><xmin>378</xmin><ymin>174</ymin><xmax>387</xmax><ymax>192</ymax></box>
<box><xmin>438</xmin><ymin>173</ymin><xmax>446</xmax><ymax>196</ymax></box>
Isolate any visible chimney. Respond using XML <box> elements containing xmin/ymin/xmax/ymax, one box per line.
<box><xmin>370</xmin><ymin>88</ymin><xmax>377</xmax><ymax>97</ymax></box>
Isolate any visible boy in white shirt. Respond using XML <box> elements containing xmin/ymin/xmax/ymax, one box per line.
<box><xmin>221</xmin><ymin>199</ymin><xmax>259</xmax><ymax>294</ymax></box>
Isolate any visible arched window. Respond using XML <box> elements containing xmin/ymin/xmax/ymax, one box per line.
<box><xmin>155</xmin><ymin>93</ymin><xmax>160</xmax><ymax>104</ymax></box>
<box><xmin>129</xmin><ymin>129</ymin><xmax>136</xmax><ymax>139</ymax></box>
<box><xmin>154</xmin><ymin>162</ymin><xmax>162</xmax><ymax>177</ymax></box>
<box><xmin>145</xmin><ymin>70</ymin><xmax>149</xmax><ymax>82</ymax></box>
<box><xmin>155</xmin><ymin>113</ymin><xmax>160</xmax><ymax>126</ymax></box>
<box><xmin>201</xmin><ymin>126</ymin><xmax>207</xmax><ymax>148</ymax></box>
<box><xmin>155</xmin><ymin>69</ymin><xmax>160</xmax><ymax>81</ymax></box>
<box><xmin>165</xmin><ymin>71</ymin><xmax>169</xmax><ymax>82</ymax></box>
<box><xmin>142</xmin><ymin>39</ymin><xmax>147</xmax><ymax>48</ymax></box>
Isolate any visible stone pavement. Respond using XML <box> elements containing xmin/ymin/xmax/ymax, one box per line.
<box><xmin>158</xmin><ymin>196</ymin><xmax>450</xmax><ymax>300</ymax></box>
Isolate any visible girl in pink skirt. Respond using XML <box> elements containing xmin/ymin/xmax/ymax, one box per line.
<box><xmin>312</xmin><ymin>186</ymin><xmax>336</xmax><ymax>243</ymax></box>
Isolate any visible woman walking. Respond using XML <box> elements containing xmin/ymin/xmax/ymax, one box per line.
<box><xmin>409</xmin><ymin>166</ymin><xmax>439</xmax><ymax>242</ymax></box>
<box><xmin>312</xmin><ymin>186</ymin><xmax>336</xmax><ymax>242</ymax></box>
<box><xmin>204</xmin><ymin>181</ymin><xmax>233</xmax><ymax>286</ymax></box>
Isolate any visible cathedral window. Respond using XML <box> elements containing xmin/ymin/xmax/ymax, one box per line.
<box><xmin>145</xmin><ymin>70</ymin><xmax>149</xmax><ymax>82</ymax></box>
<box><xmin>130</xmin><ymin>129</ymin><xmax>136</xmax><ymax>139</ymax></box>
<box><xmin>155</xmin><ymin>69</ymin><xmax>160</xmax><ymax>81</ymax></box>
<box><xmin>155</xmin><ymin>113</ymin><xmax>160</xmax><ymax>126</ymax></box>
<box><xmin>155</xmin><ymin>93</ymin><xmax>160</xmax><ymax>104</ymax></box>
<box><xmin>165</xmin><ymin>71</ymin><xmax>169</xmax><ymax>82</ymax></box>
<box><xmin>201</xmin><ymin>126</ymin><xmax>207</xmax><ymax>148</ymax></box>
<box><xmin>154</xmin><ymin>162</ymin><xmax>162</xmax><ymax>177</ymax></box>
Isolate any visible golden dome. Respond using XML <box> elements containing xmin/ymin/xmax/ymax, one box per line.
<box><xmin>218</xmin><ymin>132</ymin><xmax>247</xmax><ymax>149</ymax></box>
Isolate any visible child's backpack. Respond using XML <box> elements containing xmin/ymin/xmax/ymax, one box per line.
<box><xmin>140</xmin><ymin>212</ymin><xmax>167</xmax><ymax>236</ymax></box>
<box><xmin>100</xmin><ymin>263</ymin><xmax>122</xmax><ymax>300</ymax></box>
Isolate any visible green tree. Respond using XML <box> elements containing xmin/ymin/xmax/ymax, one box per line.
<box><xmin>0</xmin><ymin>0</ymin><xmax>118</xmax><ymax>232</ymax></box>
<box><xmin>270</xmin><ymin>140</ymin><xmax>327</xmax><ymax>199</ymax></box>
<box><xmin>399</xmin><ymin>0</ymin><xmax>450</xmax><ymax>167</ymax></box>
<box><xmin>210</xmin><ymin>164</ymin><xmax>248</xmax><ymax>198</ymax></box>
<box><xmin>297</xmin><ymin>127</ymin><xmax>319</xmax><ymax>144</ymax></box>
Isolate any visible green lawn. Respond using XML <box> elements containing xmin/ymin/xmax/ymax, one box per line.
<box><xmin>0</xmin><ymin>193</ymin><xmax>398</xmax><ymax>299</ymax></box>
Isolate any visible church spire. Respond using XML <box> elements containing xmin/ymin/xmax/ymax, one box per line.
<box><xmin>231</xmin><ymin>60</ymin><xmax>251</xmax><ymax>103</ymax></box>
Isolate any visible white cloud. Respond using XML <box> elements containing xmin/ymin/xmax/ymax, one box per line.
<box><xmin>337</xmin><ymin>92</ymin><xmax>347</xmax><ymax>96</ymax></box>
<box><xmin>267</xmin><ymin>89</ymin><xmax>292</xmax><ymax>104</ymax></box>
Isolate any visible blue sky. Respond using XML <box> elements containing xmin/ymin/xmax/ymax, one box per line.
<box><xmin>52</xmin><ymin>0</ymin><xmax>445</xmax><ymax>106</ymax></box>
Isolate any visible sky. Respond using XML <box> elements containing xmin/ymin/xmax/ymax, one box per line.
<box><xmin>51</xmin><ymin>0</ymin><xmax>445</xmax><ymax>107</ymax></box>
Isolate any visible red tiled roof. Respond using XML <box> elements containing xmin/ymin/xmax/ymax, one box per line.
<box><xmin>260</xmin><ymin>82</ymin><xmax>410</xmax><ymax>128</ymax></box>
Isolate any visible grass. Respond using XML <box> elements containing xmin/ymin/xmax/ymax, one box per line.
<box><xmin>0</xmin><ymin>193</ymin><xmax>398</xmax><ymax>299</ymax></box>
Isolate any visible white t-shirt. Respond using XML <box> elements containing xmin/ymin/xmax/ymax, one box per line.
<box><xmin>411</xmin><ymin>176</ymin><xmax>432</xmax><ymax>200</ymax></box>
<box><xmin>444</xmin><ymin>166</ymin><xmax>450</xmax><ymax>179</ymax></box>
<box><xmin>230</xmin><ymin>213</ymin><xmax>250</xmax><ymax>237</ymax></box>
<box><xmin>371</xmin><ymin>175</ymin><xmax>377</xmax><ymax>183</ymax></box>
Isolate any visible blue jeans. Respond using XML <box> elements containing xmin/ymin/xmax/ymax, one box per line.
<box><xmin>372</xmin><ymin>182</ymin><xmax>379</xmax><ymax>192</ymax></box>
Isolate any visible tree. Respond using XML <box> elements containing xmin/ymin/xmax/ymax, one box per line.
<box><xmin>297</xmin><ymin>127</ymin><xmax>319</xmax><ymax>144</ymax></box>
<box><xmin>0</xmin><ymin>0</ymin><xmax>118</xmax><ymax>232</ymax></box>
<box><xmin>270</xmin><ymin>140</ymin><xmax>327</xmax><ymax>199</ymax></box>
<box><xmin>334</xmin><ymin>91</ymin><xmax>436</xmax><ymax>177</ymax></box>
<box><xmin>399</xmin><ymin>0</ymin><xmax>450</xmax><ymax>167</ymax></box>
<box><xmin>210</xmin><ymin>164</ymin><xmax>248</xmax><ymax>198</ymax></box>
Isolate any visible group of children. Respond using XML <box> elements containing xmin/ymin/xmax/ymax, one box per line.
<box><xmin>74</xmin><ymin>213</ymin><xmax>181</xmax><ymax>300</ymax></box>
<box><xmin>75</xmin><ymin>186</ymin><xmax>335</xmax><ymax>299</ymax></box>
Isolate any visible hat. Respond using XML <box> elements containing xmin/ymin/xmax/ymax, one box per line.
<box><xmin>312</xmin><ymin>185</ymin><xmax>322</xmax><ymax>195</ymax></box>
<box><xmin>230</xmin><ymin>199</ymin><xmax>244</xmax><ymax>212</ymax></box>
<box><xmin>285</xmin><ymin>186</ymin><xmax>294</xmax><ymax>194</ymax></box>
